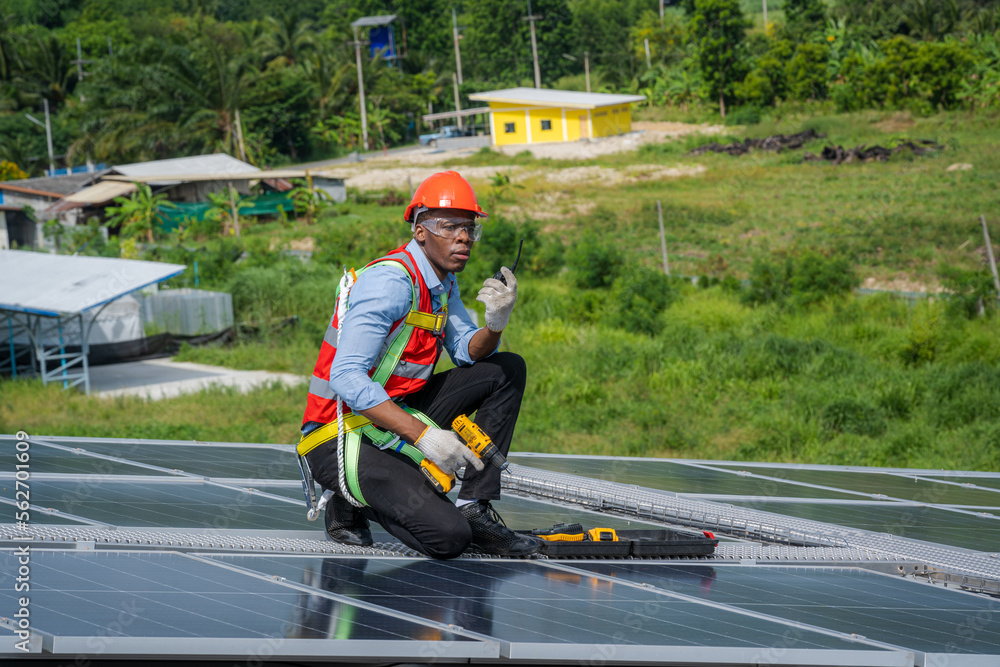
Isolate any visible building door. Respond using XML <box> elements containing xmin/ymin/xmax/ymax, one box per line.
<box><xmin>579</xmin><ymin>115</ymin><xmax>589</xmax><ymax>139</ymax></box>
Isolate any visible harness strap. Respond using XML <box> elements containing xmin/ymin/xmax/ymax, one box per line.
<box><xmin>297</xmin><ymin>405</ymin><xmax>438</xmax><ymax>507</ymax></box>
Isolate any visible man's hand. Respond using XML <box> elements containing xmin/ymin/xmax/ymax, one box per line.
<box><xmin>414</xmin><ymin>426</ymin><xmax>485</xmax><ymax>476</ymax></box>
<box><xmin>477</xmin><ymin>267</ymin><xmax>517</xmax><ymax>333</ymax></box>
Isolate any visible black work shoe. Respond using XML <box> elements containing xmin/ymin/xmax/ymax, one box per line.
<box><xmin>460</xmin><ymin>501</ymin><xmax>540</xmax><ymax>557</ymax></box>
<box><xmin>324</xmin><ymin>493</ymin><xmax>373</xmax><ymax>547</ymax></box>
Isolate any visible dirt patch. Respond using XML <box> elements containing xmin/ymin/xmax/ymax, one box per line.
<box><xmin>344</xmin><ymin>165</ymin><xmax>523</xmax><ymax>191</ymax></box>
<box><xmin>861</xmin><ymin>276</ymin><xmax>944</xmax><ymax>294</ymax></box>
<box><xmin>543</xmin><ymin>163</ymin><xmax>705</xmax><ymax>185</ymax></box>
<box><xmin>503</xmin><ymin>193</ymin><xmax>597</xmax><ymax>221</ymax></box>
<box><xmin>874</xmin><ymin>112</ymin><xmax>916</xmax><ymax>133</ymax></box>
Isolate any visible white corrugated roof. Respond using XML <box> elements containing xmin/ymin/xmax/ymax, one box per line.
<box><xmin>351</xmin><ymin>14</ymin><xmax>396</xmax><ymax>27</ymax></box>
<box><xmin>63</xmin><ymin>180</ymin><xmax>137</xmax><ymax>204</ymax></box>
<box><xmin>112</xmin><ymin>154</ymin><xmax>259</xmax><ymax>184</ymax></box>
<box><xmin>0</xmin><ymin>250</ymin><xmax>185</xmax><ymax>316</ymax></box>
<box><xmin>468</xmin><ymin>87</ymin><xmax>646</xmax><ymax>109</ymax></box>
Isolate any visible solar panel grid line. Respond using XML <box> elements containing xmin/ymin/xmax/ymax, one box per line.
<box><xmin>534</xmin><ymin>560</ymin><xmax>919</xmax><ymax>656</ymax></box>
<box><xmin>183</xmin><ymin>552</ymin><xmax>506</xmax><ymax>646</ymax></box>
<box><xmin>502</xmin><ymin>465</ymin><xmax>1000</xmax><ymax>583</ymax></box>
<box><xmin>28</xmin><ymin>439</ymin><xmax>196</xmax><ymax>477</ymax></box>
<box><xmin>671</xmin><ymin>460</ymin><xmax>898</xmax><ymax>500</ymax></box>
<box><xmin>0</xmin><ymin>497</ymin><xmax>111</xmax><ymax>527</ymax></box>
<box><xmin>1</xmin><ymin>433</ymin><xmax>289</xmax><ymax>450</ymax></box>
<box><xmin>683</xmin><ymin>458</ymin><xmax>1000</xmax><ymax>478</ymax></box>
<box><xmin>893</xmin><ymin>474</ymin><xmax>1000</xmax><ymax>495</ymax></box>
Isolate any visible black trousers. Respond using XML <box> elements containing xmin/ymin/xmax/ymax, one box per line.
<box><xmin>305</xmin><ymin>351</ymin><xmax>526</xmax><ymax>558</ymax></box>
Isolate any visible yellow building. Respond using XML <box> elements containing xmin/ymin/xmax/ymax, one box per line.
<box><xmin>467</xmin><ymin>87</ymin><xmax>646</xmax><ymax>147</ymax></box>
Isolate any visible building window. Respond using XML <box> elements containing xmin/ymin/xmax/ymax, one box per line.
<box><xmin>504</xmin><ymin>122</ymin><xmax>516</xmax><ymax>133</ymax></box>
<box><xmin>540</xmin><ymin>119</ymin><xmax>552</xmax><ymax>131</ymax></box>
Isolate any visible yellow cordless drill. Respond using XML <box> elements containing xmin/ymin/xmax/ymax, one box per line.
<box><xmin>419</xmin><ymin>414</ymin><xmax>509</xmax><ymax>494</ymax></box>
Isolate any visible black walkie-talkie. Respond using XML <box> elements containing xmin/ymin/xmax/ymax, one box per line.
<box><xmin>493</xmin><ymin>238</ymin><xmax>524</xmax><ymax>286</ymax></box>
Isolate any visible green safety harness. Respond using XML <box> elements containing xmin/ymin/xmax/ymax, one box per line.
<box><xmin>296</xmin><ymin>259</ymin><xmax>448</xmax><ymax>512</ymax></box>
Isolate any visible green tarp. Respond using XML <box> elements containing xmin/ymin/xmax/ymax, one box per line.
<box><xmin>157</xmin><ymin>192</ymin><xmax>295</xmax><ymax>231</ymax></box>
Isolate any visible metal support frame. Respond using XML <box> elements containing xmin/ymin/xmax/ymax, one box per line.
<box><xmin>2</xmin><ymin>299</ymin><xmax>123</xmax><ymax>395</ymax></box>
<box><xmin>0</xmin><ymin>312</ymin><xmax>35</xmax><ymax>378</ymax></box>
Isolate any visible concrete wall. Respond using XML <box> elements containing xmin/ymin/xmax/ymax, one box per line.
<box><xmin>489</xmin><ymin>102</ymin><xmax>633</xmax><ymax>146</ymax></box>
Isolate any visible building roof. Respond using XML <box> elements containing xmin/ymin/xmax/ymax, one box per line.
<box><xmin>110</xmin><ymin>153</ymin><xmax>260</xmax><ymax>185</ymax></box>
<box><xmin>0</xmin><ymin>250</ymin><xmax>185</xmax><ymax>316</ymax></box>
<box><xmin>351</xmin><ymin>14</ymin><xmax>396</xmax><ymax>27</ymax></box>
<box><xmin>468</xmin><ymin>87</ymin><xmax>646</xmax><ymax>109</ymax></box>
<box><xmin>0</xmin><ymin>181</ymin><xmax>65</xmax><ymax>199</ymax></box>
<box><xmin>101</xmin><ymin>168</ymin><xmax>336</xmax><ymax>184</ymax></box>
<box><xmin>7</xmin><ymin>172</ymin><xmax>104</xmax><ymax>196</ymax></box>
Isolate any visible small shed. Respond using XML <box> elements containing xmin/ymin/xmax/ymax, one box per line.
<box><xmin>467</xmin><ymin>88</ymin><xmax>646</xmax><ymax>147</ymax></box>
<box><xmin>0</xmin><ymin>250</ymin><xmax>184</xmax><ymax>393</ymax></box>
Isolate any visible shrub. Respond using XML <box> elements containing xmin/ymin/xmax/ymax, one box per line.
<box><xmin>607</xmin><ymin>266</ymin><xmax>675</xmax><ymax>335</ymax></box>
<box><xmin>821</xmin><ymin>398</ymin><xmax>886</xmax><ymax>437</ymax></box>
<box><xmin>567</xmin><ymin>231</ymin><xmax>623</xmax><ymax>289</ymax></box>
<box><xmin>744</xmin><ymin>250</ymin><xmax>858</xmax><ymax>308</ymax></box>
<box><xmin>724</xmin><ymin>106</ymin><xmax>762</xmax><ymax>125</ymax></box>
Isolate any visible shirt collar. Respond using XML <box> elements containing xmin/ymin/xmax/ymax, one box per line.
<box><xmin>406</xmin><ymin>238</ymin><xmax>451</xmax><ymax>295</ymax></box>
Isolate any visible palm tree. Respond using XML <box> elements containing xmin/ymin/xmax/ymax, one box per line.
<box><xmin>263</xmin><ymin>10</ymin><xmax>317</xmax><ymax>65</ymax></box>
<box><xmin>104</xmin><ymin>183</ymin><xmax>176</xmax><ymax>243</ymax></box>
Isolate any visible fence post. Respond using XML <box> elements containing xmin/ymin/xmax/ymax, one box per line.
<box><xmin>980</xmin><ymin>215</ymin><xmax>1000</xmax><ymax>296</ymax></box>
<box><xmin>657</xmin><ymin>200</ymin><xmax>670</xmax><ymax>276</ymax></box>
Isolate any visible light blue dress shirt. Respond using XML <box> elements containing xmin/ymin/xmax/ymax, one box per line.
<box><xmin>328</xmin><ymin>238</ymin><xmax>490</xmax><ymax>411</ymax></box>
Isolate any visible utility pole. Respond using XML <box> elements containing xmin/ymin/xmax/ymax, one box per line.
<box><xmin>644</xmin><ymin>38</ymin><xmax>651</xmax><ymax>69</ymax></box>
<box><xmin>660</xmin><ymin>0</ymin><xmax>665</xmax><ymax>27</ymax></box>
<box><xmin>762</xmin><ymin>0</ymin><xmax>768</xmax><ymax>31</ymax></box>
<box><xmin>25</xmin><ymin>100</ymin><xmax>55</xmax><ymax>175</ymax></box>
<box><xmin>523</xmin><ymin>0</ymin><xmax>542</xmax><ymax>88</ymax></box>
<box><xmin>352</xmin><ymin>26</ymin><xmax>369</xmax><ymax>151</ymax></box>
<box><xmin>452</xmin><ymin>8</ymin><xmax>463</xmax><ymax>85</ymax></box>
<box><xmin>452</xmin><ymin>72</ymin><xmax>463</xmax><ymax>131</ymax></box>
<box><xmin>563</xmin><ymin>51</ymin><xmax>591</xmax><ymax>93</ymax></box>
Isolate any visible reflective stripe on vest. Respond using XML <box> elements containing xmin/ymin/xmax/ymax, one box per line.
<box><xmin>301</xmin><ymin>245</ymin><xmax>447</xmax><ymax>426</ymax></box>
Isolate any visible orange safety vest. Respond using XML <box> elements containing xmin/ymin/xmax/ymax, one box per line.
<box><xmin>302</xmin><ymin>244</ymin><xmax>448</xmax><ymax>426</ymax></box>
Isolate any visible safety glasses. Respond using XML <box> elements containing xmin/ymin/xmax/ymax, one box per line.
<box><xmin>420</xmin><ymin>218</ymin><xmax>483</xmax><ymax>241</ymax></box>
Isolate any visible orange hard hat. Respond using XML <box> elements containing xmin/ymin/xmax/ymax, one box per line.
<box><xmin>403</xmin><ymin>171</ymin><xmax>487</xmax><ymax>223</ymax></box>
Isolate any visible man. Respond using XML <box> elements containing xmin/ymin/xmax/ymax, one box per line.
<box><xmin>299</xmin><ymin>171</ymin><xmax>539</xmax><ymax>559</ymax></box>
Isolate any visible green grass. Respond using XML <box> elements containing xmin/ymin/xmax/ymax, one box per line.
<box><xmin>4</xmin><ymin>109</ymin><xmax>1000</xmax><ymax>471</ymax></box>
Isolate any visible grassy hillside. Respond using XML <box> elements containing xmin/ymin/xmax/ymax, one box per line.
<box><xmin>2</xmin><ymin>110</ymin><xmax>999</xmax><ymax>470</ymax></box>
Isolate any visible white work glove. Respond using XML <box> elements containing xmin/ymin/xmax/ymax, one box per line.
<box><xmin>414</xmin><ymin>426</ymin><xmax>485</xmax><ymax>476</ymax></box>
<box><xmin>476</xmin><ymin>267</ymin><xmax>517</xmax><ymax>333</ymax></box>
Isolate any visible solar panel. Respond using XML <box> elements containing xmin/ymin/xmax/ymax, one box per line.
<box><xmin>21</xmin><ymin>477</ymin><xmax>311</xmax><ymax>529</ymax></box>
<box><xmin>210</xmin><ymin>555</ymin><xmax>894</xmax><ymax>654</ymax></box>
<box><xmin>507</xmin><ymin>455</ymin><xmax>858</xmax><ymax>499</ymax></box>
<box><xmin>0</xmin><ymin>550</ymin><xmax>490</xmax><ymax>657</ymax></box>
<box><xmin>4</xmin><ymin>438</ymin><xmax>1000</xmax><ymax>665</ymax></box>
<box><xmin>15</xmin><ymin>441</ymin><xmax>175</xmax><ymax>476</ymax></box>
<box><xmin>574</xmin><ymin>563</ymin><xmax>1000</xmax><ymax>655</ymax></box>
<box><xmin>29</xmin><ymin>437</ymin><xmax>299</xmax><ymax>479</ymax></box>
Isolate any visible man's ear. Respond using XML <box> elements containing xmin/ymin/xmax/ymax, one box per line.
<box><xmin>412</xmin><ymin>223</ymin><xmax>426</xmax><ymax>245</ymax></box>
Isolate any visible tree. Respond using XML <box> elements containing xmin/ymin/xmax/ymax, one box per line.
<box><xmin>104</xmin><ymin>183</ymin><xmax>176</xmax><ymax>243</ymax></box>
<box><xmin>690</xmin><ymin>0</ymin><xmax>749</xmax><ymax>119</ymax></box>
<box><xmin>784</xmin><ymin>0</ymin><xmax>827</xmax><ymax>40</ymax></box>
